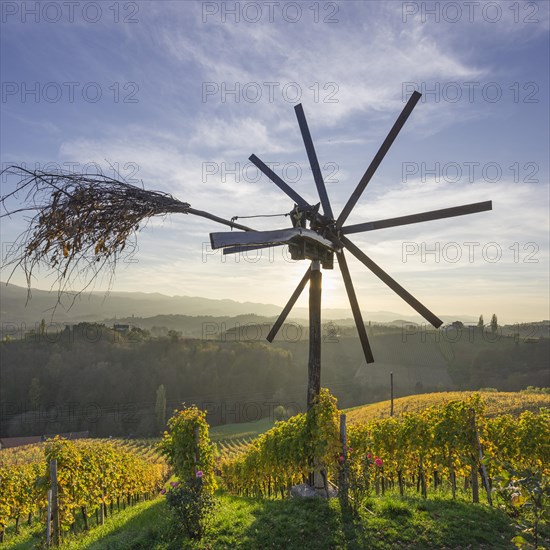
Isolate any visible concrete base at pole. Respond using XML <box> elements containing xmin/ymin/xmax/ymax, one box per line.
<box><xmin>313</xmin><ymin>471</ymin><xmax>325</xmax><ymax>490</ymax></box>
<box><xmin>290</xmin><ymin>482</ymin><xmax>338</xmax><ymax>499</ymax></box>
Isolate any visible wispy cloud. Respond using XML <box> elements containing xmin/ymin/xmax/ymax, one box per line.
<box><xmin>1</xmin><ymin>0</ymin><xmax>547</xmax><ymax>322</ymax></box>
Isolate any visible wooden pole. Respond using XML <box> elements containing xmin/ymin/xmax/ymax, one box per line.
<box><xmin>46</xmin><ymin>489</ymin><xmax>52</xmax><ymax>547</ymax></box>
<box><xmin>471</xmin><ymin>410</ymin><xmax>491</xmax><ymax>504</ymax></box>
<box><xmin>100</xmin><ymin>500</ymin><xmax>105</xmax><ymax>525</ymax></box>
<box><xmin>194</xmin><ymin>424</ymin><xmax>200</xmax><ymax>474</ymax></box>
<box><xmin>339</xmin><ymin>414</ymin><xmax>348</xmax><ymax>505</ymax></box>
<box><xmin>307</xmin><ymin>260</ymin><xmax>322</xmax><ymax>411</ymax></box>
<box><xmin>390</xmin><ymin>372</ymin><xmax>394</xmax><ymax>416</ymax></box>
<box><xmin>471</xmin><ymin>464</ymin><xmax>479</xmax><ymax>503</ymax></box>
<box><xmin>307</xmin><ymin>261</ymin><xmax>322</xmax><ymax>487</ymax></box>
<box><xmin>50</xmin><ymin>460</ymin><xmax>60</xmax><ymax>546</ymax></box>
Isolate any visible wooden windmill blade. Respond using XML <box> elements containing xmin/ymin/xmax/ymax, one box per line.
<box><xmin>210</xmin><ymin>227</ymin><xmax>338</xmax><ymax>251</ymax></box>
<box><xmin>248</xmin><ymin>154</ymin><xmax>311</xmax><ymax>208</ymax></box>
<box><xmin>342</xmin><ymin>201</ymin><xmax>493</xmax><ymax>235</ymax></box>
<box><xmin>294</xmin><ymin>104</ymin><xmax>333</xmax><ymax>219</ymax></box>
<box><xmin>337</xmin><ymin>90</ymin><xmax>422</xmax><ymax>227</ymax></box>
<box><xmin>340</xmin><ymin>236</ymin><xmax>443</xmax><ymax>328</ymax></box>
<box><xmin>295</xmin><ymin>103</ymin><xmax>374</xmax><ymax>362</ymax></box>
<box><xmin>336</xmin><ymin>251</ymin><xmax>374</xmax><ymax>363</ymax></box>
<box><xmin>266</xmin><ymin>267</ymin><xmax>311</xmax><ymax>342</ymax></box>
<box><xmin>222</xmin><ymin>243</ymin><xmax>283</xmax><ymax>255</ymax></box>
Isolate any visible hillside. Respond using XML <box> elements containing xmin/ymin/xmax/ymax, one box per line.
<box><xmin>346</xmin><ymin>390</ymin><xmax>550</xmax><ymax>424</ymax></box>
<box><xmin>0</xmin><ymin>281</ymin><xmax>481</xmax><ymax>325</ymax></box>
<box><xmin>4</xmin><ymin>391</ymin><xmax>549</xmax><ymax>549</ymax></box>
<box><xmin>198</xmin><ymin>391</ymin><xmax>550</xmax><ymax>447</ymax></box>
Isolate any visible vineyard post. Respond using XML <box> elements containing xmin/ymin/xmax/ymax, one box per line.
<box><xmin>100</xmin><ymin>498</ymin><xmax>105</xmax><ymax>525</ymax></box>
<box><xmin>339</xmin><ymin>413</ymin><xmax>348</xmax><ymax>507</ymax></box>
<box><xmin>46</xmin><ymin>489</ymin><xmax>52</xmax><ymax>547</ymax></box>
<box><xmin>470</xmin><ymin>410</ymin><xmax>479</xmax><ymax>503</ymax></box>
<box><xmin>194</xmin><ymin>424</ymin><xmax>200</xmax><ymax>473</ymax></box>
<box><xmin>473</xmin><ymin>410</ymin><xmax>492</xmax><ymax>505</ymax></box>
<box><xmin>390</xmin><ymin>372</ymin><xmax>394</xmax><ymax>417</ymax></box>
<box><xmin>50</xmin><ymin>460</ymin><xmax>60</xmax><ymax>546</ymax></box>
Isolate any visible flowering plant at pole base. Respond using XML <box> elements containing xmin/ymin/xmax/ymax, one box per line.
<box><xmin>159</xmin><ymin>404</ymin><xmax>216</xmax><ymax>494</ymax></box>
<box><xmin>164</xmin><ymin>478</ymin><xmax>216</xmax><ymax>540</ymax></box>
<box><xmin>340</xmin><ymin>442</ymin><xmax>381</xmax><ymax>515</ymax></box>
<box><xmin>159</xmin><ymin>405</ymin><xmax>217</xmax><ymax>540</ymax></box>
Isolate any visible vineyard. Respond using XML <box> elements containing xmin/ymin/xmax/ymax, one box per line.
<box><xmin>346</xmin><ymin>390</ymin><xmax>550</xmax><ymax>424</ymax></box>
<box><xmin>1</xmin><ymin>391</ymin><xmax>549</xmax><ymax>548</ymax></box>
<box><xmin>216</xmin><ymin>437</ymin><xmax>255</xmax><ymax>459</ymax></box>
<box><xmin>220</xmin><ymin>392</ymin><xmax>549</xmax><ymax>502</ymax></box>
<box><xmin>0</xmin><ymin>438</ymin><xmax>169</xmax><ymax>545</ymax></box>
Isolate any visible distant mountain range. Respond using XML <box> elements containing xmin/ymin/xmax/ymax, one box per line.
<box><xmin>0</xmin><ymin>282</ymin><xmax>481</xmax><ymax>325</ymax></box>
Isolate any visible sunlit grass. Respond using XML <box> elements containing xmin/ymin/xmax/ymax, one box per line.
<box><xmin>5</xmin><ymin>489</ymin><xmax>536</xmax><ymax>549</ymax></box>
<box><xmin>345</xmin><ymin>390</ymin><xmax>550</xmax><ymax>424</ymax></box>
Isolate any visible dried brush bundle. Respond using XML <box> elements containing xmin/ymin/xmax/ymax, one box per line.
<box><xmin>0</xmin><ymin>165</ymin><xmax>250</xmax><ymax>296</ymax></box>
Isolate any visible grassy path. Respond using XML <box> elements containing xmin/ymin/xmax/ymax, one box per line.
<box><xmin>3</xmin><ymin>490</ymin><xmax>526</xmax><ymax>549</ymax></box>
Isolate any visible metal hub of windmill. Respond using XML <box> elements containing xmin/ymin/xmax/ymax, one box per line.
<box><xmin>209</xmin><ymin>90</ymin><xmax>492</xmax><ymax>409</ymax></box>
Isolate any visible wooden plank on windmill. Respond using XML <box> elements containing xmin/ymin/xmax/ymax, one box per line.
<box><xmin>222</xmin><ymin>243</ymin><xmax>283</xmax><ymax>255</ymax></box>
<box><xmin>342</xmin><ymin>201</ymin><xmax>493</xmax><ymax>234</ymax></box>
<box><xmin>267</xmin><ymin>267</ymin><xmax>311</xmax><ymax>342</ymax></box>
<box><xmin>294</xmin><ymin>104</ymin><xmax>334</xmax><ymax>219</ymax></box>
<box><xmin>210</xmin><ymin>228</ymin><xmax>338</xmax><ymax>252</ymax></box>
<box><xmin>341</xmin><ymin>235</ymin><xmax>443</xmax><ymax>329</ymax></box>
<box><xmin>248</xmin><ymin>154</ymin><xmax>311</xmax><ymax>208</ymax></box>
<box><xmin>337</xmin><ymin>251</ymin><xmax>374</xmax><ymax>363</ymax></box>
<box><xmin>337</xmin><ymin>91</ymin><xmax>422</xmax><ymax>227</ymax></box>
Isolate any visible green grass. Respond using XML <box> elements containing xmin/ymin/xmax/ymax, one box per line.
<box><xmin>1</xmin><ymin>498</ymin><xmax>168</xmax><ymax>550</ymax></box>
<box><xmin>209</xmin><ymin>417</ymin><xmax>274</xmax><ymax>443</ymax></box>
<box><xmin>4</xmin><ymin>490</ymin><xmax>536</xmax><ymax>549</ymax></box>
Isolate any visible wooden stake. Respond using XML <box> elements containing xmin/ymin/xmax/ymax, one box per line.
<box><xmin>339</xmin><ymin>414</ymin><xmax>348</xmax><ymax>505</ymax></box>
<box><xmin>194</xmin><ymin>424</ymin><xmax>200</xmax><ymax>474</ymax></box>
<box><xmin>100</xmin><ymin>500</ymin><xmax>105</xmax><ymax>525</ymax></box>
<box><xmin>390</xmin><ymin>372</ymin><xmax>394</xmax><ymax>416</ymax></box>
<box><xmin>46</xmin><ymin>489</ymin><xmax>52</xmax><ymax>547</ymax></box>
<box><xmin>307</xmin><ymin>261</ymin><xmax>322</xmax><ymax>487</ymax></box>
<box><xmin>472</xmin><ymin>410</ymin><xmax>492</xmax><ymax>505</ymax></box>
<box><xmin>471</xmin><ymin>465</ymin><xmax>479</xmax><ymax>503</ymax></box>
<box><xmin>307</xmin><ymin>261</ymin><xmax>322</xmax><ymax>411</ymax></box>
<box><xmin>50</xmin><ymin>460</ymin><xmax>60</xmax><ymax>546</ymax></box>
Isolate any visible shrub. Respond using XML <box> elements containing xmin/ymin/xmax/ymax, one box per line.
<box><xmin>159</xmin><ymin>405</ymin><xmax>216</xmax><ymax>494</ymax></box>
<box><xmin>165</xmin><ymin>476</ymin><xmax>215</xmax><ymax>539</ymax></box>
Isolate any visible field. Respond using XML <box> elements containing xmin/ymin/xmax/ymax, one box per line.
<box><xmin>209</xmin><ymin>417</ymin><xmax>274</xmax><ymax>443</ymax></box>
<box><xmin>0</xmin><ymin>438</ymin><xmax>169</xmax><ymax>547</ymax></box>
<box><xmin>345</xmin><ymin>390</ymin><xmax>550</xmax><ymax>424</ymax></box>
<box><xmin>0</xmin><ymin>438</ymin><xmax>164</xmax><ymax>467</ymax></box>
<box><xmin>2</xmin><ymin>390</ymin><xmax>548</xmax><ymax>549</ymax></box>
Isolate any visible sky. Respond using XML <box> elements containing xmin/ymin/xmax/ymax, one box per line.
<box><xmin>1</xmin><ymin>0</ymin><xmax>549</xmax><ymax>324</ymax></box>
